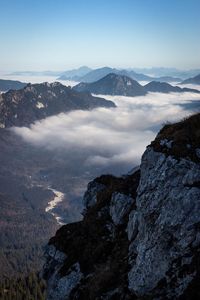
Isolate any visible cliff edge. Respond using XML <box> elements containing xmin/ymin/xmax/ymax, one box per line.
<box><xmin>43</xmin><ymin>113</ymin><xmax>200</xmax><ymax>300</ymax></box>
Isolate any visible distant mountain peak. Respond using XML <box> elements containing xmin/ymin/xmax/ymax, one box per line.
<box><xmin>73</xmin><ymin>73</ymin><xmax>147</xmax><ymax>96</ymax></box>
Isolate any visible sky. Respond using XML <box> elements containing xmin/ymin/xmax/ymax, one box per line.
<box><xmin>0</xmin><ymin>0</ymin><xmax>200</xmax><ymax>71</ymax></box>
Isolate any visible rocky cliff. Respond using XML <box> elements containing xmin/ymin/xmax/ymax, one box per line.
<box><xmin>43</xmin><ymin>113</ymin><xmax>200</xmax><ymax>299</ymax></box>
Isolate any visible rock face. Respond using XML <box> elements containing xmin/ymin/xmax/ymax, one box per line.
<box><xmin>43</xmin><ymin>245</ymin><xmax>82</xmax><ymax>300</ymax></box>
<box><xmin>43</xmin><ymin>173</ymin><xmax>140</xmax><ymax>299</ymax></box>
<box><xmin>0</xmin><ymin>82</ymin><xmax>115</xmax><ymax>127</ymax></box>
<box><xmin>44</xmin><ymin>113</ymin><xmax>200</xmax><ymax>299</ymax></box>
<box><xmin>128</xmin><ymin>147</ymin><xmax>200</xmax><ymax>298</ymax></box>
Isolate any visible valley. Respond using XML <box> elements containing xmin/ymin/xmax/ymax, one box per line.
<box><xmin>0</xmin><ymin>71</ymin><xmax>199</xmax><ymax>298</ymax></box>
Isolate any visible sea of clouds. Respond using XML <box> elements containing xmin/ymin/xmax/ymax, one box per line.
<box><xmin>12</xmin><ymin>91</ymin><xmax>200</xmax><ymax>174</ymax></box>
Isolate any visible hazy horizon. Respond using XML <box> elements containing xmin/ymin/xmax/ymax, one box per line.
<box><xmin>1</xmin><ymin>66</ymin><xmax>200</xmax><ymax>74</ymax></box>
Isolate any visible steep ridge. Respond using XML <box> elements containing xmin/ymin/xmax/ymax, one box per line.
<box><xmin>0</xmin><ymin>82</ymin><xmax>115</xmax><ymax>127</ymax></box>
<box><xmin>44</xmin><ymin>113</ymin><xmax>200</xmax><ymax>299</ymax></box>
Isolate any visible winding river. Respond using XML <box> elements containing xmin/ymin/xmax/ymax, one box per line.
<box><xmin>45</xmin><ymin>188</ymin><xmax>65</xmax><ymax>225</ymax></box>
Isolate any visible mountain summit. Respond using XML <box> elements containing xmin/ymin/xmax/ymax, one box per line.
<box><xmin>73</xmin><ymin>73</ymin><xmax>147</xmax><ymax>96</ymax></box>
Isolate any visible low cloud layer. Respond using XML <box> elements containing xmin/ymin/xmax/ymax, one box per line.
<box><xmin>13</xmin><ymin>91</ymin><xmax>200</xmax><ymax>173</ymax></box>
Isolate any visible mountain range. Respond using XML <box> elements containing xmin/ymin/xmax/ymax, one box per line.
<box><xmin>7</xmin><ymin>67</ymin><xmax>200</xmax><ymax>83</ymax></box>
<box><xmin>0</xmin><ymin>82</ymin><xmax>115</xmax><ymax>127</ymax></box>
<box><xmin>58</xmin><ymin>66</ymin><xmax>182</xmax><ymax>83</ymax></box>
<box><xmin>73</xmin><ymin>73</ymin><xmax>200</xmax><ymax>96</ymax></box>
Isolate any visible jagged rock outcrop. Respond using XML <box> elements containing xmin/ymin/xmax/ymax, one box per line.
<box><xmin>43</xmin><ymin>172</ymin><xmax>140</xmax><ymax>299</ymax></box>
<box><xmin>44</xmin><ymin>113</ymin><xmax>200</xmax><ymax>299</ymax></box>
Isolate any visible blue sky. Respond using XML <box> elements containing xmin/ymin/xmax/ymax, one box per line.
<box><xmin>0</xmin><ymin>0</ymin><xmax>200</xmax><ymax>71</ymax></box>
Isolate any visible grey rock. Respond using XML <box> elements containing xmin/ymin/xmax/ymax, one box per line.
<box><xmin>196</xmin><ymin>148</ymin><xmax>200</xmax><ymax>159</ymax></box>
<box><xmin>83</xmin><ymin>181</ymin><xmax>105</xmax><ymax>209</ymax></box>
<box><xmin>160</xmin><ymin>139</ymin><xmax>173</xmax><ymax>149</ymax></box>
<box><xmin>109</xmin><ymin>192</ymin><xmax>133</xmax><ymax>225</ymax></box>
<box><xmin>45</xmin><ymin>245</ymin><xmax>67</xmax><ymax>263</ymax></box>
<box><xmin>128</xmin><ymin>147</ymin><xmax>200</xmax><ymax>296</ymax></box>
<box><xmin>47</xmin><ymin>263</ymin><xmax>83</xmax><ymax>300</ymax></box>
<box><xmin>127</xmin><ymin>211</ymin><xmax>140</xmax><ymax>241</ymax></box>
